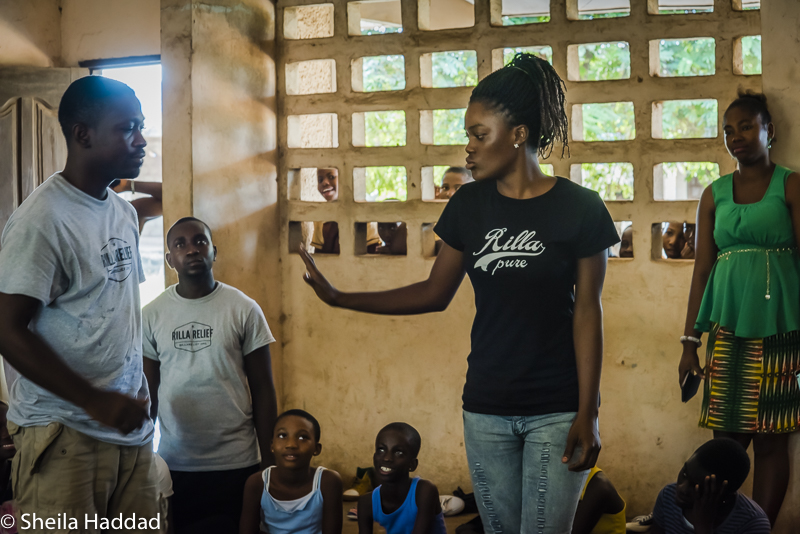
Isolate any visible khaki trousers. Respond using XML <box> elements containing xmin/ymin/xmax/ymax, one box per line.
<box><xmin>8</xmin><ymin>422</ymin><xmax>158</xmax><ymax>534</ymax></box>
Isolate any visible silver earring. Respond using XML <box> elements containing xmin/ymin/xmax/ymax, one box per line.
<box><xmin>514</xmin><ymin>143</ymin><xmax>519</xmax><ymax>149</ymax></box>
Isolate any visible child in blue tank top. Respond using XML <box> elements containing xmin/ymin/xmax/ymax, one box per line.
<box><xmin>357</xmin><ymin>423</ymin><xmax>446</xmax><ymax>534</ymax></box>
<box><xmin>239</xmin><ymin>409</ymin><xmax>343</xmax><ymax>534</ymax></box>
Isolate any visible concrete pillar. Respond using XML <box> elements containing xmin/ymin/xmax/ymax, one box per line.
<box><xmin>160</xmin><ymin>0</ymin><xmax>282</xmax><ymax>391</ymax></box>
<box><xmin>761</xmin><ymin>3</ymin><xmax>800</xmax><ymax>531</ymax></box>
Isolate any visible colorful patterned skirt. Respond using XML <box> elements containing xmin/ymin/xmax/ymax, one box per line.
<box><xmin>699</xmin><ymin>323</ymin><xmax>800</xmax><ymax>433</ymax></box>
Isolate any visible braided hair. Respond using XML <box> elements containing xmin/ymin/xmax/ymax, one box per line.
<box><xmin>470</xmin><ymin>53</ymin><xmax>569</xmax><ymax>159</ymax></box>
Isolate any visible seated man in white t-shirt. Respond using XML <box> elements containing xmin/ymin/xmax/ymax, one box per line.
<box><xmin>143</xmin><ymin>217</ymin><xmax>277</xmax><ymax>534</ymax></box>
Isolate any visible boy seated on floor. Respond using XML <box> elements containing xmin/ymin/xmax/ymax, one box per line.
<box><xmin>358</xmin><ymin>423</ymin><xmax>446</xmax><ymax>534</ymax></box>
<box><xmin>651</xmin><ymin>438</ymin><xmax>770</xmax><ymax>534</ymax></box>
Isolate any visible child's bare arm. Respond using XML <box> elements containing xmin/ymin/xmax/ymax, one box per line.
<box><xmin>357</xmin><ymin>492</ymin><xmax>374</xmax><ymax>534</ymax></box>
<box><xmin>320</xmin><ymin>469</ymin><xmax>343</xmax><ymax>534</ymax></box>
<box><xmin>239</xmin><ymin>472</ymin><xmax>264</xmax><ymax>534</ymax></box>
<box><xmin>412</xmin><ymin>480</ymin><xmax>442</xmax><ymax>534</ymax></box>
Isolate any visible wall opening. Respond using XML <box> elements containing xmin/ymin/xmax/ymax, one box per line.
<box><xmin>420</xmin><ymin>108</ymin><xmax>467</xmax><ymax>146</ymax></box>
<box><xmin>652</xmin><ymin>99</ymin><xmax>718</xmax><ymax>139</ymax></box>
<box><xmin>287</xmin><ymin>113</ymin><xmax>339</xmax><ymax>148</ymax></box>
<box><xmin>610</xmin><ymin>221</ymin><xmax>633</xmax><ymax>258</ymax></box>
<box><xmin>492</xmin><ymin>0</ymin><xmax>551</xmax><ymax>26</ymax></box>
<box><xmin>353</xmin><ymin>55</ymin><xmax>406</xmax><ymax>92</ymax></box>
<box><xmin>649</xmin><ymin>38</ymin><xmax>715</xmax><ymax>78</ymax></box>
<box><xmin>654</xmin><ymin>162</ymin><xmax>719</xmax><ymax>200</ymax></box>
<box><xmin>572</xmin><ymin>103</ymin><xmax>636</xmax><ymax>142</ymax></box>
<box><xmin>734</xmin><ymin>35</ymin><xmax>762</xmax><ymax>75</ymax></box>
<box><xmin>348</xmin><ymin>1</ymin><xmax>403</xmax><ymax>35</ymax></box>
<box><xmin>421</xmin><ymin>50</ymin><xmax>478</xmax><ymax>88</ymax></box>
<box><xmin>649</xmin><ymin>0</ymin><xmax>713</xmax><ymax>15</ymax></box>
<box><xmin>419</xmin><ymin>0</ymin><xmax>475</xmax><ymax>30</ymax></box>
<box><xmin>571</xmin><ymin>163</ymin><xmax>634</xmax><ymax>201</ymax></box>
<box><xmin>652</xmin><ymin>221</ymin><xmax>696</xmax><ymax>260</ymax></box>
<box><xmin>352</xmin><ymin>111</ymin><xmax>407</xmax><ymax>147</ymax></box>
<box><xmin>567</xmin><ymin>0</ymin><xmax>630</xmax><ymax>20</ymax></box>
<box><xmin>567</xmin><ymin>42</ymin><xmax>631</xmax><ymax>81</ymax></box>
<box><xmin>354</xmin><ymin>166</ymin><xmax>408</xmax><ymax>202</ymax></box>
<box><xmin>284</xmin><ymin>4</ymin><xmax>335</xmax><ymax>39</ymax></box>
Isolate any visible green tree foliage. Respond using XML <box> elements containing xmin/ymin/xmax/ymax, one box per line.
<box><xmin>659</xmin><ymin>38</ymin><xmax>715</xmax><ymax>77</ymax></box>
<box><xmin>578</xmin><ymin>11</ymin><xmax>629</xmax><ymax>20</ymax></box>
<box><xmin>432</xmin><ymin>51</ymin><xmax>477</xmax><ymax>88</ymax></box>
<box><xmin>741</xmin><ymin>36</ymin><xmax>762</xmax><ymax>75</ymax></box>
<box><xmin>582</xmin><ymin>103</ymin><xmax>636</xmax><ymax>141</ymax></box>
<box><xmin>581</xmin><ymin>163</ymin><xmax>634</xmax><ymax>200</ymax></box>
<box><xmin>502</xmin><ymin>15</ymin><xmax>550</xmax><ymax>25</ymax></box>
<box><xmin>364</xmin><ymin>111</ymin><xmax>406</xmax><ymax>147</ymax></box>
<box><xmin>661</xmin><ymin>162</ymin><xmax>719</xmax><ymax>199</ymax></box>
<box><xmin>366</xmin><ymin>167</ymin><xmax>407</xmax><ymax>201</ymax></box>
<box><xmin>578</xmin><ymin>42</ymin><xmax>630</xmax><ymax>81</ymax></box>
<box><xmin>434</xmin><ymin>109</ymin><xmax>467</xmax><ymax>145</ymax></box>
<box><xmin>661</xmin><ymin>100</ymin><xmax>717</xmax><ymax>139</ymax></box>
<box><xmin>362</xmin><ymin>55</ymin><xmax>405</xmax><ymax>92</ymax></box>
<box><xmin>360</xmin><ymin>22</ymin><xmax>402</xmax><ymax>35</ymax></box>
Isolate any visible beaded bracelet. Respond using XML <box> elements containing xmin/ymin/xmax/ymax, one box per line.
<box><xmin>680</xmin><ymin>335</ymin><xmax>702</xmax><ymax>347</ymax></box>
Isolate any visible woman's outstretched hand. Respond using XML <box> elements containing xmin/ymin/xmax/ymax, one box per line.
<box><xmin>299</xmin><ymin>247</ymin><xmax>340</xmax><ymax>306</ymax></box>
<box><xmin>562</xmin><ymin>412</ymin><xmax>601</xmax><ymax>472</ymax></box>
<box><xmin>679</xmin><ymin>345</ymin><xmax>705</xmax><ymax>386</ymax></box>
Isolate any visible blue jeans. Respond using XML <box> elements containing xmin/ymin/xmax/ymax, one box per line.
<box><xmin>463</xmin><ymin>410</ymin><xmax>588</xmax><ymax>534</ymax></box>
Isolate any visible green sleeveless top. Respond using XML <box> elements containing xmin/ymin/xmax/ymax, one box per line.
<box><xmin>695</xmin><ymin>165</ymin><xmax>800</xmax><ymax>338</ymax></box>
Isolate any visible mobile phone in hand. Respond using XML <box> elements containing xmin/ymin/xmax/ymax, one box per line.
<box><xmin>681</xmin><ymin>372</ymin><xmax>702</xmax><ymax>403</ymax></box>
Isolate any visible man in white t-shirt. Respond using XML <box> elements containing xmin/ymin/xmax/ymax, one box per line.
<box><xmin>0</xmin><ymin>76</ymin><xmax>158</xmax><ymax>529</ymax></box>
<box><xmin>143</xmin><ymin>217</ymin><xmax>277</xmax><ymax>533</ymax></box>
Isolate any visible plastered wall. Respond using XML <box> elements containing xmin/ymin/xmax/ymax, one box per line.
<box><xmin>276</xmin><ymin>0</ymin><xmax>761</xmax><ymax>514</ymax></box>
<box><xmin>160</xmin><ymin>0</ymin><xmax>283</xmax><ymax>398</ymax></box>
<box><xmin>60</xmin><ymin>0</ymin><xmax>161</xmax><ymax>66</ymax></box>
<box><xmin>761</xmin><ymin>2</ymin><xmax>800</xmax><ymax>530</ymax></box>
<box><xmin>0</xmin><ymin>0</ymin><xmax>160</xmax><ymax>68</ymax></box>
<box><xmin>0</xmin><ymin>0</ymin><xmax>61</xmax><ymax>67</ymax></box>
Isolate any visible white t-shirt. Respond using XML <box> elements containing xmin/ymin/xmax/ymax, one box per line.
<box><xmin>0</xmin><ymin>173</ymin><xmax>153</xmax><ymax>446</ymax></box>
<box><xmin>142</xmin><ymin>283</ymin><xmax>275</xmax><ymax>471</ymax></box>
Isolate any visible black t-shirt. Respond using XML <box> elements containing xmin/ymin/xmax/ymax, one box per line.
<box><xmin>434</xmin><ymin>178</ymin><xmax>620</xmax><ymax>416</ymax></box>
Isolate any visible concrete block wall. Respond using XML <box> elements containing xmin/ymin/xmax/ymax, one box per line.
<box><xmin>276</xmin><ymin>0</ymin><xmax>762</xmax><ymax>514</ymax></box>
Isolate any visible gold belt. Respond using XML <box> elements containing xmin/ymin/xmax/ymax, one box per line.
<box><xmin>717</xmin><ymin>247</ymin><xmax>797</xmax><ymax>300</ymax></box>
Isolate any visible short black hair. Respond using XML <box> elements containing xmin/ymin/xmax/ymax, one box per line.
<box><xmin>726</xmin><ymin>90</ymin><xmax>772</xmax><ymax>126</ymax></box>
<box><xmin>443</xmin><ymin>166</ymin><xmax>470</xmax><ymax>177</ymax></box>
<box><xmin>379</xmin><ymin>422</ymin><xmax>422</xmax><ymax>458</ymax></box>
<box><xmin>58</xmin><ymin>76</ymin><xmax>137</xmax><ymax>142</ymax></box>
<box><xmin>470</xmin><ymin>53</ymin><xmax>568</xmax><ymax>159</ymax></box>
<box><xmin>166</xmin><ymin>217</ymin><xmax>213</xmax><ymax>247</ymax></box>
<box><xmin>693</xmin><ymin>438</ymin><xmax>751</xmax><ymax>492</ymax></box>
<box><xmin>275</xmin><ymin>409</ymin><xmax>321</xmax><ymax>442</ymax></box>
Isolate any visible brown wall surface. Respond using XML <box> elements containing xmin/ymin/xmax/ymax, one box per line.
<box><xmin>61</xmin><ymin>0</ymin><xmax>161</xmax><ymax>66</ymax></box>
<box><xmin>0</xmin><ymin>0</ymin><xmax>61</xmax><ymax>67</ymax></box>
<box><xmin>761</xmin><ymin>2</ymin><xmax>800</xmax><ymax>530</ymax></box>
<box><xmin>160</xmin><ymin>0</ymin><xmax>283</xmax><ymax>401</ymax></box>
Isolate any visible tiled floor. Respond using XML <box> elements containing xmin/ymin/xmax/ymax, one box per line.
<box><xmin>341</xmin><ymin>503</ymin><xmax>480</xmax><ymax>534</ymax></box>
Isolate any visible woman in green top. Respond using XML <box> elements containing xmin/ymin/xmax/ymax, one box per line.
<box><xmin>680</xmin><ymin>92</ymin><xmax>800</xmax><ymax>525</ymax></box>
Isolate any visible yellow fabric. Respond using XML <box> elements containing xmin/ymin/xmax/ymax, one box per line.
<box><xmin>580</xmin><ymin>466</ymin><xmax>627</xmax><ymax>534</ymax></box>
<box><xmin>311</xmin><ymin>221</ymin><xmax>382</xmax><ymax>248</ymax></box>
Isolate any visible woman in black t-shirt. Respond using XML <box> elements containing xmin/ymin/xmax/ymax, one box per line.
<box><xmin>300</xmin><ymin>54</ymin><xmax>619</xmax><ymax>533</ymax></box>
